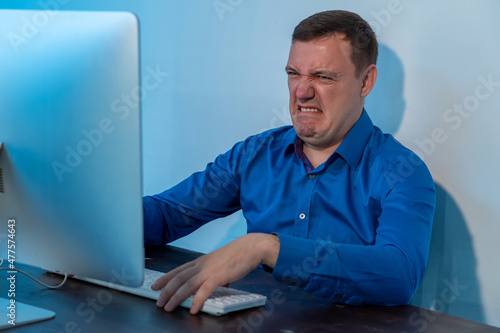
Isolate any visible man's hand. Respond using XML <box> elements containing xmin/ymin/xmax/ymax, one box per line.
<box><xmin>151</xmin><ymin>233</ymin><xmax>280</xmax><ymax>314</ymax></box>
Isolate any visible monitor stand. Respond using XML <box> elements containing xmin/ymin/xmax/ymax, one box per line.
<box><xmin>0</xmin><ymin>297</ymin><xmax>56</xmax><ymax>329</ymax></box>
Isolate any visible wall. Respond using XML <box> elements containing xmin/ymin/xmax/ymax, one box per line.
<box><xmin>1</xmin><ymin>0</ymin><xmax>499</xmax><ymax>327</ymax></box>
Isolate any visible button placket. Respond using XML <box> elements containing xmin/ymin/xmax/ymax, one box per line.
<box><xmin>293</xmin><ymin>173</ymin><xmax>319</xmax><ymax>237</ymax></box>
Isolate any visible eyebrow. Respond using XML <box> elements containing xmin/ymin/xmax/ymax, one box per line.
<box><xmin>310</xmin><ymin>70</ymin><xmax>344</xmax><ymax>79</ymax></box>
<box><xmin>285</xmin><ymin>66</ymin><xmax>343</xmax><ymax>78</ymax></box>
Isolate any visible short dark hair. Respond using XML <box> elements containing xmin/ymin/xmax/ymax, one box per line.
<box><xmin>292</xmin><ymin>10</ymin><xmax>378</xmax><ymax>77</ymax></box>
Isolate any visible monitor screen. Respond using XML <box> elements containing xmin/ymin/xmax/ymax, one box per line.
<box><xmin>0</xmin><ymin>9</ymin><xmax>144</xmax><ymax>287</ymax></box>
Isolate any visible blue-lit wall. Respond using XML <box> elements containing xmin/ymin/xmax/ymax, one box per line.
<box><xmin>2</xmin><ymin>0</ymin><xmax>500</xmax><ymax>327</ymax></box>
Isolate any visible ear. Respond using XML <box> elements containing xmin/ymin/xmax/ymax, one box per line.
<box><xmin>360</xmin><ymin>64</ymin><xmax>377</xmax><ymax>98</ymax></box>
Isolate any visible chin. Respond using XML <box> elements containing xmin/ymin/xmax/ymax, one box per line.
<box><xmin>295</xmin><ymin>123</ymin><xmax>321</xmax><ymax>138</ymax></box>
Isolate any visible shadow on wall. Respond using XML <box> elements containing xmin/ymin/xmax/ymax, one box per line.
<box><xmin>365</xmin><ymin>44</ymin><xmax>406</xmax><ymax>135</ymax></box>
<box><xmin>411</xmin><ymin>184</ymin><xmax>485</xmax><ymax>324</ymax></box>
<box><xmin>366</xmin><ymin>44</ymin><xmax>484</xmax><ymax>323</ymax></box>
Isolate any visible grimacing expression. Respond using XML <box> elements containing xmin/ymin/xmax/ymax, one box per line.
<box><xmin>286</xmin><ymin>34</ymin><xmax>376</xmax><ymax>151</ymax></box>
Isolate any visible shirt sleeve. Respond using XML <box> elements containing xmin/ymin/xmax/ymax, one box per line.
<box><xmin>142</xmin><ymin>145</ymin><xmax>244</xmax><ymax>246</ymax></box>
<box><xmin>272</xmin><ymin>161</ymin><xmax>436</xmax><ymax>306</ymax></box>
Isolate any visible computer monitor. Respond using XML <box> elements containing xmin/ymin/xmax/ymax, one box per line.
<box><xmin>0</xmin><ymin>9</ymin><xmax>144</xmax><ymax>287</ymax></box>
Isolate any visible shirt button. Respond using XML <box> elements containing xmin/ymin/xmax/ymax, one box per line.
<box><xmin>299</xmin><ymin>213</ymin><xmax>306</xmax><ymax>219</ymax></box>
<box><xmin>309</xmin><ymin>174</ymin><xmax>315</xmax><ymax>179</ymax></box>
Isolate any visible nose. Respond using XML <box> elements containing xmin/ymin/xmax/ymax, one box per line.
<box><xmin>295</xmin><ymin>76</ymin><xmax>315</xmax><ymax>102</ymax></box>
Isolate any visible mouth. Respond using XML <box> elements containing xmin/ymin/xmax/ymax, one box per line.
<box><xmin>298</xmin><ymin>105</ymin><xmax>322</xmax><ymax>113</ymax></box>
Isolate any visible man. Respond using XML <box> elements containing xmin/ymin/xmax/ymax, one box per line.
<box><xmin>143</xmin><ymin>10</ymin><xmax>436</xmax><ymax>315</ymax></box>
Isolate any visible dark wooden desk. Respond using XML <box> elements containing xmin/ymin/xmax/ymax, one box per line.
<box><xmin>9</xmin><ymin>245</ymin><xmax>500</xmax><ymax>332</ymax></box>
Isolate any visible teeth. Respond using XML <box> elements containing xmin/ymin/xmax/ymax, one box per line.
<box><xmin>301</xmin><ymin>107</ymin><xmax>319</xmax><ymax>112</ymax></box>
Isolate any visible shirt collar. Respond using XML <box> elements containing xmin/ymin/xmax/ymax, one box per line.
<box><xmin>335</xmin><ymin>109</ymin><xmax>374</xmax><ymax>169</ymax></box>
<box><xmin>283</xmin><ymin>109</ymin><xmax>374</xmax><ymax>170</ymax></box>
<box><xmin>283</xmin><ymin>127</ymin><xmax>298</xmax><ymax>156</ymax></box>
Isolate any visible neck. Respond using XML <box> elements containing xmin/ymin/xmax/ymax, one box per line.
<box><xmin>302</xmin><ymin>142</ymin><xmax>339</xmax><ymax>169</ymax></box>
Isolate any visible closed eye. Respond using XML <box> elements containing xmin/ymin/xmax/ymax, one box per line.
<box><xmin>316</xmin><ymin>72</ymin><xmax>343</xmax><ymax>82</ymax></box>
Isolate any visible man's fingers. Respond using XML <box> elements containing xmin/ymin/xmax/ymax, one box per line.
<box><xmin>155</xmin><ymin>265</ymin><xmax>198</xmax><ymax>308</ymax></box>
<box><xmin>189</xmin><ymin>281</ymin><xmax>219</xmax><ymax>315</ymax></box>
<box><xmin>151</xmin><ymin>234</ymin><xmax>274</xmax><ymax>314</ymax></box>
<box><xmin>151</xmin><ymin>261</ymin><xmax>195</xmax><ymax>290</ymax></box>
<box><xmin>151</xmin><ymin>270</ymin><xmax>175</xmax><ymax>291</ymax></box>
<box><xmin>163</xmin><ymin>285</ymin><xmax>192</xmax><ymax>312</ymax></box>
<box><xmin>162</xmin><ymin>277</ymin><xmax>201</xmax><ymax>312</ymax></box>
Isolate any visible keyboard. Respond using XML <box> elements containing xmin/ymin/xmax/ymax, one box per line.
<box><xmin>77</xmin><ymin>268</ymin><xmax>267</xmax><ymax>316</ymax></box>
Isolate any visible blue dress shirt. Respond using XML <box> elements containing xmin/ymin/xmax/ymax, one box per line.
<box><xmin>143</xmin><ymin>110</ymin><xmax>436</xmax><ymax>306</ymax></box>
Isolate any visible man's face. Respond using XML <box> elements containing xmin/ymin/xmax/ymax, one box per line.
<box><xmin>286</xmin><ymin>34</ymin><xmax>376</xmax><ymax>151</ymax></box>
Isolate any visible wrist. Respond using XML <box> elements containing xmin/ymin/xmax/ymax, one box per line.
<box><xmin>260</xmin><ymin>233</ymin><xmax>280</xmax><ymax>269</ymax></box>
